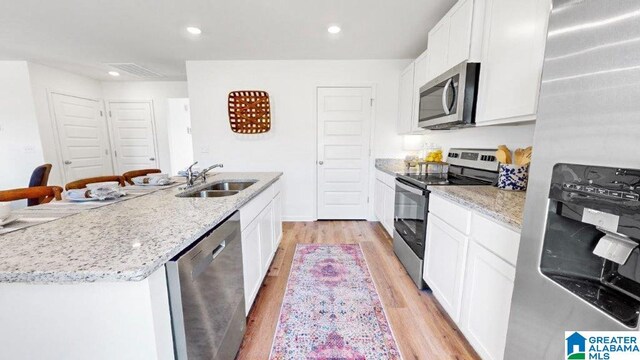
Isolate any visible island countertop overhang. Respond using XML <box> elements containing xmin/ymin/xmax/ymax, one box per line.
<box><xmin>0</xmin><ymin>172</ymin><xmax>283</xmax><ymax>284</ymax></box>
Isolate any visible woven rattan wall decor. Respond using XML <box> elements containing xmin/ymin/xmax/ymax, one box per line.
<box><xmin>227</xmin><ymin>90</ymin><xmax>271</xmax><ymax>134</ymax></box>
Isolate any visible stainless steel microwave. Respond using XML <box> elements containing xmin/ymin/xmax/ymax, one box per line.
<box><xmin>418</xmin><ymin>62</ymin><xmax>480</xmax><ymax>130</ymax></box>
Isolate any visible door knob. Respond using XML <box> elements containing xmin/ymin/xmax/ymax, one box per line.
<box><xmin>318</xmin><ymin>161</ymin><xmax>324</xmax><ymax>165</ymax></box>
<box><xmin>64</xmin><ymin>160</ymin><xmax>72</xmax><ymax>165</ymax></box>
<box><xmin>149</xmin><ymin>157</ymin><xmax>156</xmax><ymax>161</ymax></box>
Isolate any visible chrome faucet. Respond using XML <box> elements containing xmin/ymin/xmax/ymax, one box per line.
<box><xmin>184</xmin><ymin>161</ymin><xmax>224</xmax><ymax>187</ymax></box>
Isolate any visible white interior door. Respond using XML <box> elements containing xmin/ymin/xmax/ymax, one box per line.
<box><xmin>51</xmin><ymin>93</ymin><xmax>113</xmax><ymax>182</ymax></box>
<box><xmin>317</xmin><ymin>87</ymin><xmax>372</xmax><ymax>219</ymax></box>
<box><xmin>108</xmin><ymin>101</ymin><xmax>159</xmax><ymax>173</ymax></box>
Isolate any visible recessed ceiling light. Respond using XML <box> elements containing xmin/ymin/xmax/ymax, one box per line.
<box><xmin>186</xmin><ymin>26</ymin><xmax>202</xmax><ymax>35</ymax></box>
<box><xmin>108</xmin><ymin>71</ymin><xmax>120</xmax><ymax>77</ymax></box>
<box><xmin>328</xmin><ymin>25</ymin><xmax>341</xmax><ymax>34</ymax></box>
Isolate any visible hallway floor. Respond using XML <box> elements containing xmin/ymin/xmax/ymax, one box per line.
<box><xmin>237</xmin><ymin>221</ymin><xmax>479</xmax><ymax>360</ymax></box>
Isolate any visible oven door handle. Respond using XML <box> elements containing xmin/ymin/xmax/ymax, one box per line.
<box><xmin>396</xmin><ymin>180</ymin><xmax>424</xmax><ymax>195</ymax></box>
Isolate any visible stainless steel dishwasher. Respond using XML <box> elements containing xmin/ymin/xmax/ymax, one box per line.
<box><xmin>166</xmin><ymin>211</ymin><xmax>246</xmax><ymax>360</ymax></box>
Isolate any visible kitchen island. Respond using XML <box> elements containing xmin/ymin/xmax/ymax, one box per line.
<box><xmin>0</xmin><ymin>172</ymin><xmax>283</xmax><ymax>360</ymax></box>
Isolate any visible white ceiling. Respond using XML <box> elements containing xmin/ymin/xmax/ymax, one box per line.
<box><xmin>0</xmin><ymin>0</ymin><xmax>456</xmax><ymax>81</ymax></box>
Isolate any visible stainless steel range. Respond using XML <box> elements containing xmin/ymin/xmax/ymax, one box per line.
<box><xmin>393</xmin><ymin>148</ymin><xmax>500</xmax><ymax>289</ymax></box>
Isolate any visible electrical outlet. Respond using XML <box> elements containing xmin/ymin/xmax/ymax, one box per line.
<box><xmin>200</xmin><ymin>145</ymin><xmax>209</xmax><ymax>154</ymax></box>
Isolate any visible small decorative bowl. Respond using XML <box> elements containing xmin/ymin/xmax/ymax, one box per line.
<box><xmin>498</xmin><ymin>164</ymin><xmax>529</xmax><ymax>191</ymax></box>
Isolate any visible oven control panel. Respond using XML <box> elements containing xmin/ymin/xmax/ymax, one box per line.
<box><xmin>447</xmin><ymin>148</ymin><xmax>499</xmax><ymax>172</ymax></box>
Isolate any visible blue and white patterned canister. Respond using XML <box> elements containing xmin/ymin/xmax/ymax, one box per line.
<box><xmin>498</xmin><ymin>164</ymin><xmax>529</xmax><ymax>191</ymax></box>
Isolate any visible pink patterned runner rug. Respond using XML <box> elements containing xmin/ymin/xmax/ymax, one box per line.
<box><xmin>269</xmin><ymin>244</ymin><xmax>401</xmax><ymax>360</ymax></box>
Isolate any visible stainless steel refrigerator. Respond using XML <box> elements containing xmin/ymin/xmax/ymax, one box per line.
<box><xmin>505</xmin><ymin>0</ymin><xmax>640</xmax><ymax>358</ymax></box>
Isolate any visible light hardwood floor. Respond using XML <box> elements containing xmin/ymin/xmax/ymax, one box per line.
<box><xmin>237</xmin><ymin>221</ymin><xmax>480</xmax><ymax>360</ymax></box>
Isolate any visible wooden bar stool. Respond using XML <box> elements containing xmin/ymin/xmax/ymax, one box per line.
<box><xmin>28</xmin><ymin>164</ymin><xmax>53</xmax><ymax>206</ymax></box>
<box><xmin>122</xmin><ymin>169</ymin><xmax>162</xmax><ymax>185</ymax></box>
<box><xmin>65</xmin><ymin>176</ymin><xmax>126</xmax><ymax>190</ymax></box>
<box><xmin>0</xmin><ymin>186</ymin><xmax>63</xmax><ymax>205</ymax></box>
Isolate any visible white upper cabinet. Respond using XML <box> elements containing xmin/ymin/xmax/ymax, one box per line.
<box><xmin>412</xmin><ymin>50</ymin><xmax>429</xmax><ymax>133</ymax></box>
<box><xmin>397</xmin><ymin>49</ymin><xmax>430</xmax><ymax>135</ymax></box>
<box><xmin>397</xmin><ymin>62</ymin><xmax>415</xmax><ymax>134</ymax></box>
<box><xmin>426</xmin><ymin>20</ymin><xmax>450</xmax><ymax>81</ymax></box>
<box><xmin>426</xmin><ymin>0</ymin><xmax>478</xmax><ymax>83</ymax></box>
<box><xmin>447</xmin><ymin>0</ymin><xmax>474</xmax><ymax>66</ymax></box>
<box><xmin>475</xmin><ymin>0</ymin><xmax>550</xmax><ymax>125</ymax></box>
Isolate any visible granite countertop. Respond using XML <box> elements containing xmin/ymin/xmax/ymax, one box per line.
<box><xmin>427</xmin><ymin>186</ymin><xmax>527</xmax><ymax>231</ymax></box>
<box><xmin>0</xmin><ymin>172</ymin><xmax>282</xmax><ymax>284</ymax></box>
<box><xmin>375</xmin><ymin>158</ymin><xmax>405</xmax><ymax>175</ymax></box>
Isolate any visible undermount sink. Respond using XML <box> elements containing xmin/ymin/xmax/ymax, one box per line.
<box><xmin>191</xmin><ymin>190</ymin><xmax>239</xmax><ymax>198</ymax></box>
<box><xmin>203</xmin><ymin>181</ymin><xmax>256</xmax><ymax>191</ymax></box>
<box><xmin>177</xmin><ymin>180</ymin><xmax>257</xmax><ymax>198</ymax></box>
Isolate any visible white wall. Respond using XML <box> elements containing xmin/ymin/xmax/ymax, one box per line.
<box><xmin>167</xmin><ymin>99</ymin><xmax>194</xmax><ymax>175</ymax></box>
<box><xmin>27</xmin><ymin>62</ymin><xmax>105</xmax><ymax>186</ymax></box>
<box><xmin>186</xmin><ymin>60</ymin><xmax>410</xmax><ymax>221</ymax></box>
<box><xmin>101</xmin><ymin>81</ymin><xmax>189</xmax><ymax>173</ymax></box>
<box><xmin>419</xmin><ymin>122</ymin><xmax>536</xmax><ymax>155</ymax></box>
<box><xmin>0</xmin><ymin>61</ymin><xmax>45</xmax><ymax>198</ymax></box>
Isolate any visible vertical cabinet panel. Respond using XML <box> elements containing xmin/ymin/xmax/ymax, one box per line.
<box><xmin>374</xmin><ymin>171</ymin><xmax>396</xmax><ymax>237</ymax></box>
<box><xmin>383</xmin><ymin>183</ymin><xmax>395</xmax><ymax>235</ymax></box>
<box><xmin>427</xmin><ymin>19</ymin><xmax>451</xmax><ymax>80</ymax></box>
<box><xmin>475</xmin><ymin>0</ymin><xmax>550</xmax><ymax>125</ymax></box>
<box><xmin>447</xmin><ymin>0</ymin><xmax>474</xmax><ymax>66</ymax></box>
<box><xmin>273</xmin><ymin>193</ymin><xmax>283</xmax><ymax>248</ymax></box>
<box><xmin>461</xmin><ymin>241</ymin><xmax>515</xmax><ymax>360</ymax></box>
<box><xmin>374</xmin><ymin>179</ymin><xmax>385</xmax><ymax>222</ymax></box>
<box><xmin>424</xmin><ymin>215</ymin><xmax>468</xmax><ymax>322</ymax></box>
<box><xmin>241</xmin><ymin>220</ymin><xmax>262</xmax><ymax>314</ymax></box>
<box><xmin>259</xmin><ymin>203</ymin><xmax>274</xmax><ymax>275</ymax></box>
<box><xmin>412</xmin><ymin>51</ymin><xmax>429</xmax><ymax>132</ymax></box>
<box><xmin>397</xmin><ymin>63</ymin><xmax>415</xmax><ymax>134</ymax></box>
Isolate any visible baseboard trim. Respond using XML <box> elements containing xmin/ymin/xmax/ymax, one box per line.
<box><xmin>282</xmin><ymin>216</ymin><xmax>316</xmax><ymax>222</ymax></box>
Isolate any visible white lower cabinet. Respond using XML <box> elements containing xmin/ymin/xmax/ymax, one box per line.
<box><xmin>460</xmin><ymin>241</ymin><xmax>515</xmax><ymax>360</ymax></box>
<box><xmin>373</xmin><ymin>169</ymin><xmax>396</xmax><ymax>236</ymax></box>
<box><xmin>424</xmin><ymin>215</ymin><xmax>468</xmax><ymax>322</ymax></box>
<box><xmin>240</xmin><ymin>179</ymin><xmax>283</xmax><ymax>314</ymax></box>
<box><xmin>424</xmin><ymin>193</ymin><xmax>520</xmax><ymax>360</ymax></box>
<box><xmin>258</xmin><ymin>202</ymin><xmax>275</xmax><ymax>275</ymax></box>
<box><xmin>383</xmin><ymin>184</ymin><xmax>395</xmax><ymax>235</ymax></box>
<box><xmin>241</xmin><ymin>218</ymin><xmax>263</xmax><ymax>313</ymax></box>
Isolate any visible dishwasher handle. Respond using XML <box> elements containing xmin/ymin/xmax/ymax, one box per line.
<box><xmin>191</xmin><ymin>240</ymin><xmax>227</xmax><ymax>280</ymax></box>
<box><xmin>171</xmin><ymin>212</ymin><xmax>241</xmax><ymax>282</ymax></box>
